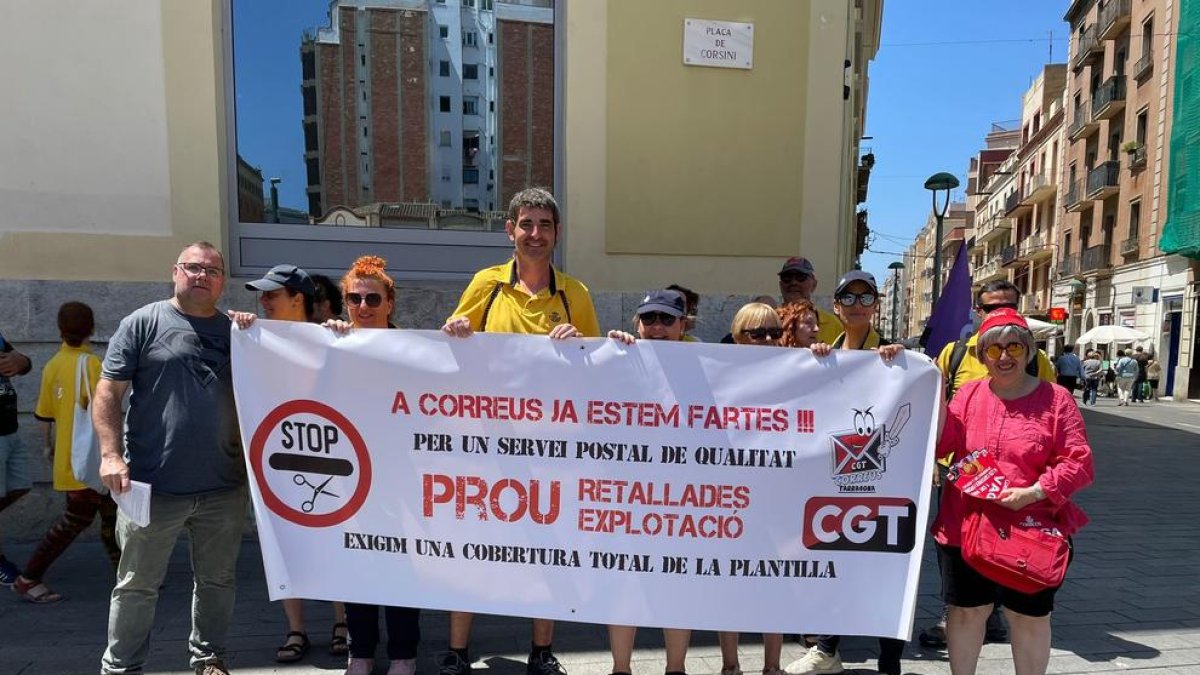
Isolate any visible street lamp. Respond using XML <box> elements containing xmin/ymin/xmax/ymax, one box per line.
<box><xmin>887</xmin><ymin>261</ymin><xmax>905</xmax><ymax>341</ymax></box>
<box><xmin>924</xmin><ymin>171</ymin><xmax>960</xmax><ymax>307</ymax></box>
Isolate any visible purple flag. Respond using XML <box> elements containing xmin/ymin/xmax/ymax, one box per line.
<box><xmin>924</xmin><ymin>241</ymin><xmax>973</xmax><ymax>358</ymax></box>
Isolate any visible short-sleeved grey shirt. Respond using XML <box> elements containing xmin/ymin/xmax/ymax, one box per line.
<box><xmin>102</xmin><ymin>300</ymin><xmax>244</xmax><ymax>495</ymax></box>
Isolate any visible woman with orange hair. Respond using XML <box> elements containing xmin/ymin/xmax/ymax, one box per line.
<box><xmin>777</xmin><ymin>299</ymin><xmax>822</xmax><ymax>349</ymax></box>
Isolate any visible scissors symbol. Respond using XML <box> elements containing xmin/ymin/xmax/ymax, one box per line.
<box><xmin>293</xmin><ymin>474</ymin><xmax>340</xmax><ymax>513</ymax></box>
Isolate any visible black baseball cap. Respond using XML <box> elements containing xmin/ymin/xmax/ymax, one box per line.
<box><xmin>834</xmin><ymin>270</ymin><xmax>879</xmax><ymax>296</ymax></box>
<box><xmin>245</xmin><ymin>264</ymin><xmax>317</xmax><ymax>297</ymax></box>
<box><xmin>637</xmin><ymin>290</ymin><xmax>686</xmax><ymax>317</ymax></box>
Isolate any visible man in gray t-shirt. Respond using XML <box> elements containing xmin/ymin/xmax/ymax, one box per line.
<box><xmin>96</xmin><ymin>242</ymin><xmax>247</xmax><ymax>675</ymax></box>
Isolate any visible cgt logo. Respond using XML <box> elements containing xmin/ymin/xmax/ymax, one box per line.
<box><xmin>802</xmin><ymin>497</ymin><xmax>917</xmax><ymax>553</ymax></box>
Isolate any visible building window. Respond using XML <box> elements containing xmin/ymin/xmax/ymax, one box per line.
<box><xmin>440</xmin><ymin>130</ymin><xmax>452</xmax><ymax>147</ymax></box>
<box><xmin>482</xmin><ymin>0</ymin><xmax>493</xmax><ymax>9</ymax></box>
<box><xmin>463</xmin><ymin>96</ymin><xmax>479</xmax><ymax>115</ymax></box>
<box><xmin>464</xmin><ymin>0</ymin><xmax>475</xmax><ymax>7</ymax></box>
<box><xmin>439</xmin><ymin>60</ymin><xmax>450</xmax><ymax>77</ymax></box>
<box><xmin>439</xmin><ymin>96</ymin><xmax>452</xmax><ymax>113</ymax></box>
<box><xmin>463</xmin><ymin>64</ymin><xmax>479</xmax><ymax>79</ymax></box>
<box><xmin>439</xmin><ymin>25</ymin><xmax>449</xmax><ymax>40</ymax></box>
<box><xmin>1129</xmin><ymin>200</ymin><xmax>1141</xmax><ymax>238</ymax></box>
<box><xmin>463</xmin><ymin>31</ymin><xmax>479</xmax><ymax>48</ymax></box>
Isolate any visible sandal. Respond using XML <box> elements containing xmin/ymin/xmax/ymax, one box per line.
<box><xmin>275</xmin><ymin>630</ymin><xmax>310</xmax><ymax>663</ymax></box>
<box><xmin>13</xmin><ymin>577</ymin><xmax>64</xmax><ymax>604</ymax></box>
<box><xmin>329</xmin><ymin>621</ymin><xmax>349</xmax><ymax>656</ymax></box>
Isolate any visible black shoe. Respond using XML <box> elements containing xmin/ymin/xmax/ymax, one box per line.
<box><xmin>527</xmin><ymin>651</ymin><xmax>567</xmax><ymax>675</ymax></box>
<box><xmin>917</xmin><ymin>609</ymin><xmax>947</xmax><ymax>649</ymax></box>
<box><xmin>441</xmin><ymin>652</ymin><xmax>473</xmax><ymax>675</ymax></box>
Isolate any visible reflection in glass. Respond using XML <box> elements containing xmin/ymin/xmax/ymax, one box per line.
<box><xmin>233</xmin><ymin>0</ymin><xmax>554</xmax><ymax>231</ymax></box>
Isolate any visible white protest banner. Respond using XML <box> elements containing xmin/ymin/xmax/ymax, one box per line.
<box><xmin>232</xmin><ymin>322</ymin><xmax>940</xmax><ymax>639</ymax></box>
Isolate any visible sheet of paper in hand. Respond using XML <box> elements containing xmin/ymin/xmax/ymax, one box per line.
<box><xmin>948</xmin><ymin>449</ymin><xmax>1009</xmax><ymax>501</ymax></box>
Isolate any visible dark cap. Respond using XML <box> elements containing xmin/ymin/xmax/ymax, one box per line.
<box><xmin>834</xmin><ymin>270</ymin><xmax>879</xmax><ymax>296</ymax></box>
<box><xmin>779</xmin><ymin>257</ymin><xmax>816</xmax><ymax>276</ymax></box>
<box><xmin>245</xmin><ymin>264</ymin><xmax>317</xmax><ymax>297</ymax></box>
<box><xmin>637</xmin><ymin>290</ymin><xmax>686</xmax><ymax>317</ymax></box>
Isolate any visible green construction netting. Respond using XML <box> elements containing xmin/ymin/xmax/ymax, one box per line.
<box><xmin>1160</xmin><ymin>0</ymin><xmax>1200</xmax><ymax>259</ymax></box>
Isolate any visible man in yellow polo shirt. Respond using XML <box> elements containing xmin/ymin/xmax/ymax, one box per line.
<box><xmin>778</xmin><ymin>257</ymin><xmax>844</xmax><ymax>345</ymax></box>
<box><xmin>440</xmin><ymin>187</ymin><xmax>597</xmax><ymax>675</ymax></box>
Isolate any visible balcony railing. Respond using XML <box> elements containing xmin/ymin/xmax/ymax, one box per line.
<box><xmin>1121</xmin><ymin>236</ymin><xmax>1140</xmax><ymax>255</ymax></box>
<box><xmin>1073</xmin><ymin>26</ymin><xmax>1099</xmax><ymax>68</ymax></box>
<box><xmin>1058</xmin><ymin>254</ymin><xmax>1080</xmax><ymax>278</ymax></box>
<box><xmin>1065</xmin><ymin>179</ymin><xmax>1085</xmax><ymax>210</ymax></box>
<box><xmin>1068</xmin><ymin>105</ymin><xmax>1098</xmax><ymax>140</ymax></box>
<box><xmin>1093</xmin><ymin>76</ymin><xmax>1127</xmax><ymax>119</ymax></box>
<box><xmin>1098</xmin><ymin>0</ymin><xmax>1132</xmax><ymax>41</ymax></box>
<box><xmin>1004</xmin><ymin>190</ymin><xmax>1024</xmax><ymax>214</ymax></box>
<box><xmin>1001</xmin><ymin>244</ymin><xmax>1019</xmax><ymax>266</ymax></box>
<box><xmin>1080</xmin><ymin>244</ymin><xmax>1112</xmax><ymax>273</ymax></box>
<box><xmin>1086</xmin><ymin>161</ymin><xmax>1121</xmax><ymax>198</ymax></box>
<box><xmin>975</xmin><ymin>256</ymin><xmax>1003</xmax><ymax>281</ymax></box>
<box><xmin>1019</xmin><ymin>233</ymin><xmax>1047</xmax><ymax>259</ymax></box>
<box><xmin>1134</xmin><ymin>52</ymin><xmax>1153</xmax><ymax>80</ymax></box>
<box><xmin>1020</xmin><ymin>294</ymin><xmax>1041</xmax><ymax>316</ymax></box>
<box><xmin>1024</xmin><ymin>174</ymin><xmax>1055</xmax><ymax>203</ymax></box>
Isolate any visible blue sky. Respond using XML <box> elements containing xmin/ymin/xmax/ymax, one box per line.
<box><xmin>859</xmin><ymin>1</ymin><xmax>1071</xmax><ymax>282</ymax></box>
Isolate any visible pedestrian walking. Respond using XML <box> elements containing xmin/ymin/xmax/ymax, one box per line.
<box><xmin>0</xmin><ymin>326</ymin><xmax>34</xmax><ymax>585</ymax></box>
<box><xmin>1131</xmin><ymin>347</ymin><xmax>1150</xmax><ymax>402</ymax></box>
<box><xmin>1081</xmin><ymin>351</ymin><xmax>1103</xmax><ymax>406</ymax></box>
<box><xmin>1054</xmin><ymin>345</ymin><xmax>1083</xmax><ymax>395</ymax></box>
<box><xmin>1145</xmin><ymin>358</ymin><xmax>1162</xmax><ymax>400</ymax></box>
<box><xmin>1114</xmin><ymin>350</ymin><xmax>1139</xmax><ymax>406</ymax></box>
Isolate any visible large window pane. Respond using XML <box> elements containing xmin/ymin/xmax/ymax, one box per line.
<box><xmin>231</xmin><ymin>0</ymin><xmax>555</xmax><ymax>230</ymax></box>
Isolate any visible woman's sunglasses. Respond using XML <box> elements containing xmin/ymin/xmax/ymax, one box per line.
<box><xmin>345</xmin><ymin>292</ymin><xmax>384</xmax><ymax>308</ymax></box>
<box><xmin>983</xmin><ymin>342</ymin><xmax>1027</xmax><ymax>360</ymax></box>
<box><xmin>741</xmin><ymin>327</ymin><xmax>783</xmax><ymax>341</ymax></box>
<box><xmin>638</xmin><ymin>312</ymin><xmax>678</xmax><ymax>327</ymax></box>
<box><xmin>836</xmin><ymin>292</ymin><xmax>877</xmax><ymax>307</ymax></box>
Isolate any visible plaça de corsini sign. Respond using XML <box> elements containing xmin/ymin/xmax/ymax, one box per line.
<box><xmin>683</xmin><ymin>18</ymin><xmax>754</xmax><ymax>70</ymax></box>
<box><xmin>231</xmin><ymin>322</ymin><xmax>939</xmax><ymax>639</ymax></box>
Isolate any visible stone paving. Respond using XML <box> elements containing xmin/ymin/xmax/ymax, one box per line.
<box><xmin>0</xmin><ymin>401</ymin><xmax>1197</xmax><ymax>674</ymax></box>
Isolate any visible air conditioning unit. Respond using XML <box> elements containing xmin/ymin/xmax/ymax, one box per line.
<box><xmin>1131</xmin><ymin>286</ymin><xmax>1157</xmax><ymax>304</ymax></box>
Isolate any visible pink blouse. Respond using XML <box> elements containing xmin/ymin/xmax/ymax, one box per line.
<box><xmin>932</xmin><ymin>379</ymin><xmax>1094</xmax><ymax>547</ymax></box>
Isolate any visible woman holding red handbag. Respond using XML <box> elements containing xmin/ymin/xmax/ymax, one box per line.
<box><xmin>932</xmin><ymin>308</ymin><xmax>1094</xmax><ymax>675</ymax></box>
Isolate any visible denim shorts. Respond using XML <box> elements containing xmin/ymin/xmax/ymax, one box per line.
<box><xmin>0</xmin><ymin>433</ymin><xmax>32</xmax><ymax>496</ymax></box>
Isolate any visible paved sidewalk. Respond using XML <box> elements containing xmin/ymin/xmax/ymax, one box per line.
<box><xmin>0</xmin><ymin>404</ymin><xmax>1197</xmax><ymax>675</ymax></box>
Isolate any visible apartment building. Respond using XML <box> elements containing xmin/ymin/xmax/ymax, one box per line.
<box><xmin>967</xmin><ymin>123</ymin><xmax>1021</xmax><ymax>301</ymax></box>
<box><xmin>902</xmin><ymin>203</ymin><xmax>966</xmax><ymax>340</ymax></box>
<box><xmin>1056</xmin><ymin>0</ymin><xmax>1188</xmax><ymax>397</ymax></box>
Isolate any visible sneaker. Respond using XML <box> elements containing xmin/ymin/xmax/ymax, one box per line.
<box><xmin>917</xmin><ymin>609</ymin><xmax>948</xmax><ymax>649</ymax></box>
<box><xmin>194</xmin><ymin>661</ymin><xmax>231</xmax><ymax>675</ymax></box>
<box><xmin>0</xmin><ymin>557</ymin><xmax>19</xmax><ymax>586</ymax></box>
<box><xmin>388</xmin><ymin>658</ymin><xmax>417</xmax><ymax>675</ymax></box>
<box><xmin>786</xmin><ymin>646</ymin><xmax>844</xmax><ymax>675</ymax></box>
<box><xmin>441</xmin><ymin>652</ymin><xmax>474</xmax><ymax>675</ymax></box>
<box><xmin>527</xmin><ymin>650</ymin><xmax>567</xmax><ymax>675</ymax></box>
<box><xmin>345</xmin><ymin>659</ymin><xmax>374</xmax><ymax>675</ymax></box>
<box><xmin>721</xmin><ymin>668</ymin><xmax>742</xmax><ymax>675</ymax></box>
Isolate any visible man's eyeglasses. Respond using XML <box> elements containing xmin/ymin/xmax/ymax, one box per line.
<box><xmin>175</xmin><ymin>262</ymin><xmax>224</xmax><ymax>278</ymax></box>
<box><xmin>778</xmin><ymin>272</ymin><xmax>811</xmax><ymax>284</ymax></box>
<box><xmin>976</xmin><ymin>302</ymin><xmax>1018</xmax><ymax>313</ymax></box>
<box><xmin>741</xmin><ymin>327</ymin><xmax>783</xmax><ymax>341</ymax></box>
<box><xmin>836</xmin><ymin>292</ymin><xmax>877</xmax><ymax>307</ymax></box>
<box><xmin>983</xmin><ymin>342</ymin><xmax>1028</xmax><ymax>360</ymax></box>
<box><xmin>637</xmin><ymin>312</ymin><xmax>678</xmax><ymax>327</ymax></box>
<box><xmin>345</xmin><ymin>292</ymin><xmax>384</xmax><ymax>308</ymax></box>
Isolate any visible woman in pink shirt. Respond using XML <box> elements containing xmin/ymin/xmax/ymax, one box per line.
<box><xmin>933</xmin><ymin>308</ymin><xmax>1094</xmax><ymax>675</ymax></box>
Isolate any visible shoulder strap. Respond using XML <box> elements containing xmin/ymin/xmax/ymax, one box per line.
<box><xmin>557</xmin><ymin>290</ymin><xmax>573</xmax><ymax>326</ymax></box>
<box><xmin>75</xmin><ymin>354</ymin><xmax>95</xmax><ymax>405</ymax></box>
<box><xmin>945</xmin><ymin>338</ymin><xmax>970</xmax><ymax>400</ymax></box>
<box><xmin>477</xmin><ymin>282</ymin><xmax>505</xmax><ymax>333</ymax></box>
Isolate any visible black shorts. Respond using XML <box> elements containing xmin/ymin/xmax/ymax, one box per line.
<box><xmin>937</xmin><ymin>543</ymin><xmax>1073</xmax><ymax>618</ymax></box>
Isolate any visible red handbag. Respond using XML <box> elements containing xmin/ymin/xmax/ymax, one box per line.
<box><xmin>961</xmin><ymin>507</ymin><xmax>1070</xmax><ymax>595</ymax></box>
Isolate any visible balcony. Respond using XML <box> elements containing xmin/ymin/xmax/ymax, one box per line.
<box><xmin>1080</xmin><ymin>244</ymin><xmax>1112</xmax><ymax>275</ymax></box>
<box><xmin>1023</xmin><ymin>174</ymin><xmax>1056</xmax><ymax>204</ymax></box>
<box><xmin>974</xmin><ymin>256</ymin><xmax>1007</xmax><ymax>283</ymax></box>
<box><xmin>1072</xmin><ymin>26</ymin><xmax>1101</xmax><ymax>70</ymax></box>
<box><xmin>977</xmin><ymin>216</ymin><xmax>1013</xmax><ymax>245</ymax></box>
<box><xmin>1121</xmin><ymin>236</ymin><xmax>1140</xmax><ymax>256</ymax></box>
<box><xmin>1134</xmin><ymin>52</ymin><xmax>1153</xmax><ymax>81</ymax></box>
<box><xmin>1068</xmin><ymin>105</ymin><xmax>1100</xmax><ymax>141</ymax></box>
<box><xmin>1086</xmin><ymin>161</ymin><xmax>1121</xmax><ymax>199</ymax></box>
<box><xmin>968</xmin><ymin>235</ymin><xmax>984</xmax><ymax>254</ymax></box>
<box><xmin>1005</xmin><ymin>189</ymin><xmax>1031</xmax><ymax>216</ymax></box>
<box><xmin>1129</xmin><ymin>145</ymin><xmax>1147</xmax><ymax>171</ymax></box>
<box><xmin>1093</xmin><ymin>76</ymin><xmax>1127</xmax><ymax>120</ymax></box>
<box><xmin>1000</xmin><ymin>244</ymin><xmax>1020</xmax><ymax>267</ymax></box>
<box><xmin>1065</xmin><ymin>179</ymin><xmax>1088</xmax><ymax>212</ymax></box>
<box><xmin>1020</xmin><ymin>294</ymin><xmax>1043</xmax><ymax>316</ymax></box>
<box><xmin>1019</xmin><ymin>233</ymin><xmax>1049</xmax><ymax>261</ymax></box>
<box><xmin>1098</xmin><ymin>0</ymin><xmax>1132</xmax><ymax>41</ymax></box>
<box><xmin>1058</xmin><ymin>254</ymin><xmax>1080</xmax><ymax>279</ymax></box>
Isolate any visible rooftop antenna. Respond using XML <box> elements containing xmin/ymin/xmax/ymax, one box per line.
<box><xmin>1048</xmin><ymin>30</ymin><xmax>1054</xmax><ymax>63</ymax></box>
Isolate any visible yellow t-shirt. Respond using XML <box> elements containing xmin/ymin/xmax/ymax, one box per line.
<box><xmin>935</xmin><ymin>332</ymin><xmax>1056</xmax><ymax>395</ymax></box>
<box><xmin>816</xmin><ymin>307</ymin><xmax>845</xmax><ymax>345</ymax></box>
<box><xmin>449</xmin><ymin>259</ymin><xmax>601</xmax><ymax>337</ymax></box>
<box><xmin>34</xmin><ymin>344</ymin><xmax>100</xmax><ymax>491</ymax></box>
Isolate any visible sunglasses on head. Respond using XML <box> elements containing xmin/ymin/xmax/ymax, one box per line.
<box><xmin>345</xmin><ymin>292</ymin><xmax>384</xmax><ymax>308</ymax></box>
<box><xmin>742</xmin><ymin>326</ymin><xmax>783</xmax><ymax>341</ymax></box>
<box><xmin>836</xmin><ymin>292</ymin><xmax>877</xmax><ymax>307</ymax></box>
<box><xmin>638</xmin><ymin>312</ymin><xmax>678</xmax><ymax>327</ymax></box>
<box><xmin>976</xmin><ymin>302</ymin><xmax>1018</xmax><ymax>313</ymax></box>
<box><xmin>983</xmin><ymin>342</ymin><xmax>1028</xmax><ymax>360</ymax></box>
<box><xmin>779</xmin><ymin>272</ymin><xmax>811</xmax><ymax>283</ymax></box>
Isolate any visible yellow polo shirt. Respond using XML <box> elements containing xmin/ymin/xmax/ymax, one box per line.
<box><xmin>816</xmin><ymin>307</ymin><xmax>844</xmax><ymax>345</ymax></box>
<box><xmin>450</xmin><ymin>259</ymin><xmax>600</xmax><ymax>337</ymax></box>
<box><xmin>34</xmin><ymin>344</ymin><xmax>99</xmax><ymax>491</ymax></box>
<box><xmin>832</xmin><ymin>328</ymin><xmax>885</xmax><ymax>350</ymax></box>
<box><xmin>935</xmin><ymin>332</ymin><xmax>1056</xmax><ymax>395</ymax></box>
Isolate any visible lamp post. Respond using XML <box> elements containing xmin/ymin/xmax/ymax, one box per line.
<box><xmin>924</xmin><ymin>171</ymin><xmax>960</xmax><ymax>307</ymax></box>
<box><xmin>887</xmin><ymin>261</ymin><xmax>905</xmax><ymax>341</ymax></box>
